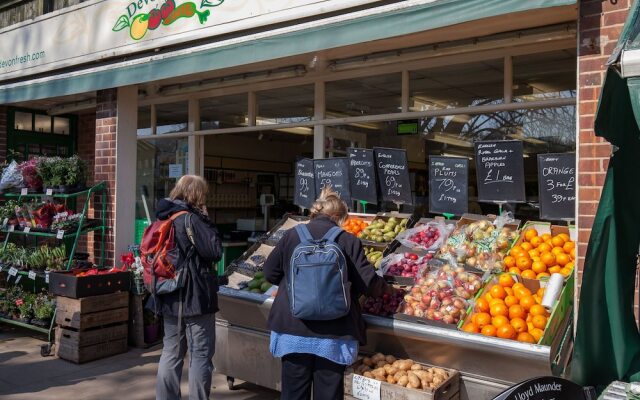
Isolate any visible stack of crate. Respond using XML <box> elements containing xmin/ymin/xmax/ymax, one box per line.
<box><xmin>55</xmin><ymin>291</ymin><xmax>129</xmax><ymax>363</ymax></box>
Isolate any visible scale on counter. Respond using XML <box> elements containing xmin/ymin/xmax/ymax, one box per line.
<box><xmin>260</xmin><ymin>194</ymin><xmax>275</xmax><ymax>231</ymax></box>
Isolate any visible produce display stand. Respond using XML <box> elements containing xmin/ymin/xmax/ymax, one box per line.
<box><xmin>214</xmin><ymin>212</ymin><xmax>575</xmax><ymax>399</ymax></box>
<box><xmin>0</xmin><ymin>182</ymin><xmax>107</xmax><ymax>348</ymax></box>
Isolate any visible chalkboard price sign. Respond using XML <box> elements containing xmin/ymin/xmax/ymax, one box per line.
<box><xmin>348</xmin><ymin>148</ymin><xmax>378</xmax><ymax>204</ymax></box>
<box><xmin>294</xmin><ymin>159</ymin><xmax>316</xmax><ymax>209</ymax></box>
<box><xmin>314</xmin><ymin>158</ymin><xmax>351</xmax><ymax>204</ymax></box>
<box><xmin>374</xmin><ymin>148</ymin><xmax>412</xmax><ymax>205</ymax></box>
<box><xmin>474</xmin><ymin>140</ymin><xmax>526</xmax><ymax>203</ymax></box>
<box><xmin>429</xmin><ymin>156</ymin><xmax>469</xmax><ymax>215</ymax></box>
<box><xmin>537</xmin><ymin>153</ymin><xmax>576</xmax><ymax>220</ymax></box>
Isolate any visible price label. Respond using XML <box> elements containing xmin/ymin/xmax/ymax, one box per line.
<box><xmin>2</xmin><ymin>218</ymin><xmax>7</xmax><ymax>228</ymax></box>
<box><xmin>23</xmin><ymin>226</ymin><xmax>30</xmax><ymax>233</ymax></box>
<box><xmin>60</xmin><ymin>212</ymin><xmax>69</xmax><ymax>218</ymax></box>
<box><xmin>352</xmin><ymin>375</ymin><xmax>381</xmax><ymax>400</ymax></box>
<box><xmin>8</xmin><ymin>225</ymin><xmax>14</xmax><ymax>232</ymax></box>
<box><xmin>45</xmin><ymin>271</ymin><xmax>50</xmax><ymax>284</ymax></box>
<box><xmin>21</xmin><ymin>188</ymin><xmax>28</xmax><ymax>195</ymax></box>
<box><xmin>15</xmin><ymin>275</ymin><xmax>22</xmax><ymax>284</ymax></box>
<box><xmin>56</xmin><ymin>230</ymin><xmax>65</xmax><ymax>239</ymax></box>
<box><xmin>8</xmin><ymin>267</ymin><xmax>18</xmax><ymax>276</ymax></box>
<box><xmin>28</xmin><ymin>271</ymin><xmax>37</xmax><ymax>280</ymax></box>
<box><xmin>0</xmin><ymin>265</ymin><xmax>3</xmax><ymax>272</ymax></box>
<box><xmin>46</xmin><ymin>188</ymin><xmax>53</xmax><ymax>196</ymax></box>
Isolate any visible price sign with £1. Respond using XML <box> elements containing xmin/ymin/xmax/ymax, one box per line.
<box><xmin>352</xmin><ymin>374</ymin><xmax>381</xmax><ymax>400</ymax></box>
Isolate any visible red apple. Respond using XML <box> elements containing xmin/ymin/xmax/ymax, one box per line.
<box><xmin>161</xmin><ymin>0</ymin><xmax>175</xmax><ymax>20</ymax></box>
<box><xmin>148</xmin><ymin>8</ymin><xmax>162</xmax><ymax>30</ymax></box>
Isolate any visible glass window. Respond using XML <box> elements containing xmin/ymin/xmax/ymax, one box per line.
<box><xmin>257</xmin><ymin>85</ymin><xmax>314</xmax><ymax>125</ymax></box>
<box><xmin>137</xmin><ymin>106</ymin><xmax>152</xmax><ymax>136</ymax></box>
<box><xmin>34</xmin><ymin>114</ymin><xmax>51</xmax><ymax>133</ymax></box>
<box><xmin>14</xmin><ymin>111</ymin><xmax>32</xmax><ymax>131</ymax></box>
<box><xmin>326</xmin><ymin>74</ymin><xmax>401</xmax><ymax>117</ymax></box>
<box><xmin>410</xmin><ymin>60</ymin><xmax>504</xmax><ymax>111</ymax></box>
<box><xmin>513</xmin><ymin>49</ymin><xmax>576</xmax><ymax>102</ymax></box>
<box><xmin>53</xmin><ymin>117</ymin><xmax>70</xmax><ymax>135</ymax></box>
<box><xmin>200</xmin><ymin>93</ymin><xmax>248</xmax><ymax>130</ymax></box>
<box><xmin>156</xmin><ymin>101</ymin><xmax>188</xmax><ymax>134</ymax></box>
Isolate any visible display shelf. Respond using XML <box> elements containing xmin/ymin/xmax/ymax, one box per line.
<box><xmin>0</xmin><ymin>316</ymin><xmax>49</xmax><ymax>334</ymax></box>
<box><xmin>3</xmin><ymin>184</ymin><xmax>105</xmax><ymax>199</ymax></box>
<box><xmin>1</xmin><ymin>219</ymin><xmax>102</xmax><ymax>238</ymax></box>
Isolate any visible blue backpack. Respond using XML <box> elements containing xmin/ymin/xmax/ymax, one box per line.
<box><xmin>287</xmin><ymin>224</ymin><xmax>351</xmax><ymax>321</ymax></box>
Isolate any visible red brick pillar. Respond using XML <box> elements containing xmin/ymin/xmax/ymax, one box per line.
<box><xmin>577</xmin><ymin>0</ymin><xmax>630</xmax><ymax>296</ymax></box>
<box><xmin>77</xmin><ymin>112</ymin><xmax>96</xmax><ymax>260</ymax></box>
<box><xmin>95</xmin><ymin>89</ymin><xmax>117</xmax><ymax>266</ymax></box>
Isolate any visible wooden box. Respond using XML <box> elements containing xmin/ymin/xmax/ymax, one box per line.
<box><xmin>49</xmin><ymin>270</ymin><xmax>131</xmax><ymax>298</ymax></box>
<box><xmin>56</xmin><ymin>324</ymin><xmax>128</xmax><ymax>363</ymax></box>
<box><xmin>56</xmin><ymin>292</ymin><xmax>129</xmax><ymax>331</ymax></box>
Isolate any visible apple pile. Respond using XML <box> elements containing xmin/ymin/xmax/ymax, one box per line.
<box><xmin>407</xmin><ymin>225</ymin><xmax>441</xmax><ymax>249</ymax></box>
<box><xmin>384</xmin><ymin>253</ymin><xmax>433</xmax><ymax>278</ymax></box>
<box><xmin>362</xmin><ymin>288</ymin><xmax>406</xmax><ymax>317</ymax></box>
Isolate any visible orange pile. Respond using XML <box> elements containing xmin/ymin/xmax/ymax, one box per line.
<box><xmin>503</xmin><ymin>228</ymin><xmax>575</xmax><ymax>280</ymax></box>
<box><xmin>462</xmin><ymin>274</ymin><xmax>550</xmax><ymax>343</ymax></box>
<box><xmin>342</xmin><ymin>217</ymin><xmax>370</xmax><ymax>236</ymax></box>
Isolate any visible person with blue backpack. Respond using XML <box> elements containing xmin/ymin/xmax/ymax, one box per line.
<box><xmin>264</xmin><ymin>186</ymin><xmax>392</xmax><ymax>400</ymax></box>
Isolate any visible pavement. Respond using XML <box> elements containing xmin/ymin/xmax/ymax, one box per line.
<box><xmin>0</xmin><ymin>326</ymin><xmax>281</xmax><ymax>400</ymax></box>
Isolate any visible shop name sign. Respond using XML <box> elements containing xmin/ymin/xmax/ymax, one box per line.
<box><xmin>0</xmin><ymin>0</ymin><xmax>381</xmax><ymax>80</ymax></box>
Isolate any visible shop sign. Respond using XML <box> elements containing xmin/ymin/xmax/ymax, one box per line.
<box><xmin>374</xmin><ymin>147</ymin><xmax>412</xmax><ymax>205</ymax></box>
<box><xmin>493</xmin><ymin>376</ymin><xmax>593</xmax><ymax>400</ymax></box>
<box><xmin>347</xmin><ymin>148</ymin><xmax>378</xmax><ymax>204</ymax></box>
<box><xmin>429</xmin><ymin>155</ymin><xmax>468</xmax><ymax>216</ymax></box>
<box><xmin>294</xmin><ymin>158</ymin><xmax>316</xmax><ymax>210</ymax></box>
<box><xmin>396</xmin><ymin>120</ymin><xmax>419</xmax><ymax>136</ymax></box>
<box><xmin>314</xmin><ymin>158</ymin><xmax>351</xmax><ymax>205</ymax></box>
<box><xmin>0</xmin><ymin>0</ymin><xmax>381</xmax><ymax>80</ymax></box>
<box><xmin>474</xmin><ymin>140</ymin><xmax>526</xmax><ymax>204</ymax></box>
<box><xmin>537</xmin><ymin>153</ymin><xmax>576</xmax><ymax>221</ymax></box>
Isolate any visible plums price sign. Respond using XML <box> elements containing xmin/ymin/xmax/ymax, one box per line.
<box><xmin>348</xmin><ymin>148</ymin><xmax>377</xmax><ymax>204</ymax></box>
<box><xmin>314</xmin><ymin>158</ymin><xmax>351</xmax><ymax>204</ymax></box>
<box><xmin>429</xmin><ymin>156</ymin><xmax>469</xmax><ymax>216</ymax></box>
<box><xmin>352</xmin><ymin>374</ymin><xmax>381</xmax><ymax>400</ymax></box>
<box><xmin>374</xmin><ymin>148</ymin><xmax>413</xmax><ymax>205</ymax></box>
<box><xmin>537</xmin><ymin>153</ymin><xmax>576</xmax><ymax>220</ymax></box>
<box><xmin>474</xmin><ymin>140</ymin><xmax>526</xmax><ymax>203</ymax></box>
<box><xmin>294</xmin><ymin>159</ymin><xmax>316</xmax><ymax>210</ymax></box>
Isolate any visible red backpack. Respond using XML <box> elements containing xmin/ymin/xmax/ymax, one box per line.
<box><xmin>140</xmin><ymin>211</ymin><xmax>195</xmax><ymax>295</ymax></box>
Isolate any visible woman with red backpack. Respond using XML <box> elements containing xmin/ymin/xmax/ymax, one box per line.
<box><xmin>150</xmin><ymin>175</ymin><xmax>222</xmax><ymax>400</ymax></box>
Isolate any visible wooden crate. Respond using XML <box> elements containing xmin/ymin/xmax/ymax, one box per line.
<box><xmin>55</xmin><ymin>324</ymin><xmax>128</xmax><ymax>364</ymax></box>
<box><xmin>344</xmin><ymin>361</ymin><xmax>460</xmax><ymax>400</ymax></box>
<box><xmin>56</xmin><ymin>292</ymin><xmax>128</xmax><ymax>331</ymax></box>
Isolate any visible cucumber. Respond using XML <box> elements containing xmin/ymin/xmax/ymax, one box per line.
<box><xmin>254</xmin><ymin>271</ymin><xmax>265</xmax><ymax>279</ymax></box>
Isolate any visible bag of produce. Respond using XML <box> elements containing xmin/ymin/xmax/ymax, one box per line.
<box><xmin>377</xmin><ymin>252</ymin><xmax>433</xmax><ymax>279</ymax></box>
<box><xmin>0</xmin><ymin>160</ymin><xmax>23</xmax><ymax>190</ymax></box>
<box><xmin>361</xmin><ymin>288</ymin><xmax>406</xmax><ymax>317</ymax></box>
<box><xmin>395</xmin><ymin>220</ymin><xmax>454</xmax><ymax>252</ymax></box>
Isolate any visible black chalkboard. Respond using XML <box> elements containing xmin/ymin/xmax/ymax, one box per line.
<box><xmin>347</xmin><ymin>148</ymin><xmax>377</xmax><ymax>204</ymax></box>
<box><xmin>494</xmin><ymin>377</ymin><xmax>592</xmax><ymax>400</ymax></box>
<box><xmin>429</xmin><ymin>156</ymin><xmax>469</xmax><ymax>216</ymax></box>
<box><xmin>474</xmin><ymin>140</ymin><xmax>526</xmax><ymax>203</ymax></box>
<box><xmin>294</xmin><ymin>159</ymin><xmax>316</xmax><ymax>209</ymax></box>
<box><xmin>314</xmin><ymin>158</ymin><xmax>351</xmax><ymax>204</ymax></box>
<box><xmin>537</xmin><ymin>153</ymin><xmax>576</xmax><ymax>220</ymax></box>
<box><xmin>374</xmin><ymin>148</ymin><xmax>413</xmax><ymax>205</ymax></box>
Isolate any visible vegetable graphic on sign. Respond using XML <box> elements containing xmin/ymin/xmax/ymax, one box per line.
<box><xmin>112</xmin><ymin>0</ymin><xmax>225</xmax><ymax>41</ymax></box>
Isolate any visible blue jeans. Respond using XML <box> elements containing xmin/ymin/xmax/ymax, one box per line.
<box><xmin>156</xmin><ymin>314</ymin><xmax>216</xmax><ymax>400</ymax></box>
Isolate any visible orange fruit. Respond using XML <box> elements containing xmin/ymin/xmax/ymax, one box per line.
<box><xmin>537</xmin><ymin>287</ymin><xmax>545</xmax><ymax>297</ymax></box>
<box><xmin>509</xmin><ymin>305</ymin><xmax>526</xmax><ymax>319</ymax></box>
<box><xmin>531</xmin><ymin>261</ymin><xmax>547</xmax><ymax>274</ymax></box>
<box><xmin>499</xmin><ymin>274</ymin><xmax>515</xmax><ymax>288</ymax></box>
<box><xmin>520</xmin><ymin>242</ymin><xmax>533</xmax><ymax>252</ymax></box>
<box><xmin>504</xmin><ymin>287</ymin><xmax>514</xmax><ymax>296</ymax></box>
<box><xmin>551</xmin><ymin>236</ymin><xmax>565</xmax><ymax>248</ymax></box>
<box><xmin>524</xmin><ymin>228</ymin><xmax>538</xmax><ymax>241</ymax></box>
<box><xmin>527</xmin><ymin>321</ymin><xmax>534</xmax><ymax>331</ymax></box>
<box><xmin>490</xmin><ymin>303</ymin><xmax>509</xmax><ymax>317</ymax></box>
<box><xmin>556</xmin><ymin>253</ymin><xmax>570</xmax><ymax>267</ymax></box>
<box><xmin>541</xmin><ymin>233</ymin><xmax>552</xmax><ymax>242</ymax></box>
<box><xmin>492</xmin><ymin>315</ymin><xmax>510</xmax><ymax>328</ymax></box>
<box><xmin>484</xmin><ymin>293</ymin><xmax>493</xmax><ymax>302</ymax></box>
<box><xmin>505</xmin><ymin>295</ymin><xmax>519</xmax><ymax>307</ymax></box>
<box><xmin>504</xmin><ymin>256</ymin><xmax>516</xmax><ymax>269</ymax></box>
<box><xmin>548</xmin><ymin>265</ymin><xmax>562</xmax><ymax>275</ymax></box>
<box><xmin>528</xmin><ymin>249</ymin><xmax>540</xmax><ymax>258</ymax></box>
<box><xmin>497</xmin><ymin>324</ymin><xmax>516</xmax><ymax>340</ymax></box>
<box><xmin>509</xmin><ymin>267</ymin><xmax>522</xmax><ymax>275</ymax></box>
<box><xmin>563</xmin><ymin>241</ymin><xmax>575</xmax><ymax>253</ymax></box>
<box><xmin>517</xmin><ymin>332</ymin><xmax>537</xmax><ymax>344</ymax></box>
<box><xmin>514</xmin><ymin>286</ymin><xmax>532</xmax><ymax>299</ymax></box>
<box><xmin>552</xmin><ymin>247</ymin><xmax>565</xmax><ymax>256</ymax></box>
<box><xmin>521</xmin><ymin>270</ymin><xmax>537</xmax><ymax>280</ymax></box>
<box><xmin>520</xmin><ymin>295</ymin><xmax>536</xmax><ymax>311</ymax></box>
<box><xmin>512</xmin><ymin>282</ymin><xmax>524</xmax><ymax>290</ymax></box>
<box><xmin>529</xmin><ymin>328</ymin><xmax>544</xmax><ymax>342</ymax></box>
<box><xmin>529</xmin><ymin>304</ymin><xmax>547</xmax><ymax>317</ymax></box>
<box><xmin>560</xmin><ymin>267</ymin><xmax>572</xmax><ymax>277</ymax></box>
<box><xmin>565</xmin><ymin>261</ymin><xmax>575</xmax><ymax>271</ymax></box>
<box><xmin>536</xmin><ymin>272</ymin><xmax>550</xmax><ymax>280</ymax></box>
<box><xmin>481</xmin><ymin>325</ymin><xmax>497</xmax><ymax>337</ymax></box>
<box><xmin>516</xmin><ymin>257</ymin><xmax>532</xmax><ymax>271</ymax></box>
<box><xmin>533</xmin><ymin>295</ymin><xmax>542</xmax><ymax>305</ymax></box>
<box><xmin>532</xmin><ymin>315</ymin><xmax>548</xmax><ymax>330</ymax></box>
<box><xmin>540</xmin><ymin>252</ymin><xmax>556</xmax><ymax>267</ymax></box>
<box><xmin>530</xmin><ymin>236</ymin><xmax>543</xmax><ymax>248</ymax></box>
<box><xmin>570</xmin><ymin>248</ymin><xmax>576</xmax><ymax>259</ymax></box>
<box><xmin>559</xmin><ymin>233</ymin><xmax>570</xmax><ymax>241</ymax></box>
<box><xmin>476</xmin><ymin>298</ymin><xmax>490</xmax><ymax>313</ymax></box>
<box><xmin>462</xmin><ymin>323</ymin><xmax>479</xmax><ymax>333</ymax></box>
<box><xmin>509</xmin><ymin>246</ymin><xmax>524</xmax><ymax>257</ymax></box>
<box><xmin>490</xmin><ymin>298</ymin><xmax>505</xmax><ymax>308</ymax></box>
<box><xmin>538</xmin><ymin>243</ymin><xmax>552</xmax><ymax>253</ymax></box>
<box><xmin>475</xmin><ymin>312</ymin><xmax>492</xmax><ymax>327</ymax></box>
<box><xmin>510</xmin><ymin>317</ymin><xmax>527</xmax><ymax>333</ymax></box>
<box><xmin>490</xmin><ymin>285</ymin><xmax>507</xmax><ymax>300</ymax></box>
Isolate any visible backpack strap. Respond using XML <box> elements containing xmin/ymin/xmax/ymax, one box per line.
<box><xmin>169</xmin><ymin>210</ymin><xmax>188</xmax><ymax>222</ymax></box>
<box><xmin>294</xmin><ymin>224</ymin><xmax>314</xmax><ymax>244</ymax></box>
<box><xmin>321</xmin><ymin>226</ymin><xmax>343</xmax><ymax>243</ymax></box>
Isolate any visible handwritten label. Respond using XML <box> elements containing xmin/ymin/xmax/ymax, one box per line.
<box><xmin>374</xmin><ymin>148</ymin><xmax>412</xmax><ymax>205</ymax></box>
<box><xmin>474</xmin><ymin>140</ymin><xmax>526</xmax><ymax>203</ymax></box>
<box><xmin>21</xmin><ymin>188</ymin><xmax>28</xmax><ymax>195</ymax></box>
<box><xmin>56</xmin><ymin>230</ymin><xmax>65</xmax><ymax>239</ymax></box>
<box><xmin>23</xmin><ymin>226</ymin><xmax>30</xmax><ymax>233</ymax></box>
<box><xmin>46</xmin><ymin>188</ymin><xmax>53</xmax><ymax>196</ymax></box>
<box><xmin>8</xmin><ymin>225</ymin><xmax>15</xmax><ymax>232</ymax></box>
<box><xmin>28</xmin><ymin>271</ymin><xmax>37</xmax><ymax>280</ymax></box>
<box><xmin>314</xmin><ymin>158</ymin><xmax>351</xmax><ymax>204</ymax></box>
<box><xmin>537</xmin><ymin>153</ymin><xmax>576</xmax><ymax>220</ymax></box>
<box><xmin>15</xmin><ymin>275</ymin><xmax>22</xmax><ymax>284</ymax></box>
<box><xmin>352</xmin><ymin>374</ymin><xmax>381</xmax><ymax>400</ymax></box>
<box><xmin>294</xmin><ymin>159</ymin><xmax>316</xmax><ymax>210</ymax></box>
<box><xmin>8</xmin><ymin>267</ymin><xmax>18</xmax><ymax>276</ymax></box>
<box><xmin>45</xmin><ymin>271</ymin><xmax>50</xmax><ymax>284</ymax></box>
<box><xmin>348</xmin><ymin>148</ymin><xmax>377</xmax><ymax>204</ymax></box>
<box><xmin>429</xmin><ymin>156</ymin><xmax>469</xmax><ymax>215</ymax></box>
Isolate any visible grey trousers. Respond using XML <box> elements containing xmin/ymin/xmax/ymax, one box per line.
<box><xmin>156</xmin><ymin>314</ymin><xmax>216</xmax><ymax>400</ymax></box>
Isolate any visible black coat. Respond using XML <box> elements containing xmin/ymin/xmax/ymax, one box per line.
<box><xmin>264</xmin><ymin>215</ymin><xmax>387</xmax><ymax>345</ymax></box>
<box><xmin>151</xmin><ymin>199</ymin><xmax>222</xmax><ymax>317</ymax></box>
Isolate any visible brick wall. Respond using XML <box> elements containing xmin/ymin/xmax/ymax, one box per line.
<box><xmin>95</xmin><ymin>89</ymin><xmax>117</xmax><ymax>266</ymax></box>
<box><xmin>577</xmin><ymin>0</ymin><xmax>630</xmax><ymax>295</ymax></box>
<box><xmin>0</xmin><ymin>106</ymin><xmax>6</xmax><ymax>161</ymax></box>
<box><xmin>77</xmin><ymin>112</ymin><xmax>96</xmax><ymax>261</ymax></box>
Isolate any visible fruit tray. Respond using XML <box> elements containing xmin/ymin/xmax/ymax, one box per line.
<box><xmin>226</xmin><ymin>242</ymin><xmax>274</xmax><ymax>277</ymax></box>
<box><xmin>262</xmin><ymin>214</ymin><xmax>309</xmax><ymax>246</ymax></box>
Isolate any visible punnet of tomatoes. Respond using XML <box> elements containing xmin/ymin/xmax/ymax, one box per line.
<box><xmin>342</xmin><ymin>217</ymin><xmax>370</xmax><ymax>237</ymax></box>
<box><xmin>504</xmin><ymin>228</ymin><xmax>575</xmax><ymax>281</ymax></box>
<box><xmin>461</xmin><ymin>273</ymin><xmax>550</xmax><ymax>344</ymax></box>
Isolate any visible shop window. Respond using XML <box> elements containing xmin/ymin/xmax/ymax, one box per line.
<box><xmin>34</xmin><ymin>114</ymin><xmax>51</xmax><ymax>133</ymax></box>
<box><xmin>326</xmin><ymin>74</ymin><xmax>401</xmax><ymax>117</ymax></box>
<box><xmin>53</xmin><ymin>117</ymin><xmax>70</xmax><ymax>135</ymax></box>
<box><xmin>156</xmin><ymin>101</ymin><xmax>188</xmax><ymax>134</ymax></box>
<box><xmin>14</xmin><ymin>111</ymin><xmax>32</xmax><ymax>131</ymax></box>
<box><xmin>137</xmin><ymin>106</ymin><xmax>152</xmax><ymax>136</ymax></box>
<box><xmin>256</xmin><ymin>85</ymin><xmax>314</xmax><ymax>125</ymax></box>
<box><xmin>410</xmin><ymin>59</ymin><xmax>504</xmax><ymax>111</ymax></box>
<box><xmin>8</xmin><ymin>108</ymin><xmax>76</xmax><ymax>161</ymax></box>
<box><xmin>513</xmin><ymin>49</ymin><xmax>576</xmax><ymax>102</ymax></box>
<box><xmin>200</xmin><ymin>93</ymin><xmax>248</xmax><ymax>130</ymax></box>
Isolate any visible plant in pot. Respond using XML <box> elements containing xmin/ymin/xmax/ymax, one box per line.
<box><xmin>18</xmin><ymin>159</ymin><xmax>42</xmax><ymax>192</ymax></box>
<box><xmin>33</xmin><ymin>292</ymin><xmax>55</xmax><ymax>327</ymax></box>
<box><xmin>37</xmin><ymin>157</ymin><xmax>63</xmax><ymax>193</ymax></box>
<box><xmin>143</xmin><ymin>309</ymin><xmax>161</xmax><ymax>344</ymax></box>
<box><xmin>16</xmin><ymin>293</ymin><xmax>35</xmax><ymax>323</ymax></box>
<box><xmin>61</xmin><ymin>156</ymin><xmax>87</xmax><ymax>192</ymax></box>
<box><xmin>0</xmin><ymin>200</ymin><xmax>20</xmax><ymax>226</ymax></box>
<box><xmin>51</xmin><ymin>159</ymin><xmax>70</xmax><ymax>193</ymax></box>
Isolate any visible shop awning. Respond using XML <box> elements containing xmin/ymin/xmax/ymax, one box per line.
<box><xmin>0</xmin><ymin>0</ymin><xmax>576</xmax><ymax>104</ymax></box>
<box><xmin>571</xmin><ymin>0</ymin><xmax>640</xmax><ymax>388</ymax></box>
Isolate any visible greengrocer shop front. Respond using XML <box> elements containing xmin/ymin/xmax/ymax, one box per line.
<box><xmin>0</xmin><ymin>0</ymin><xmax>587</xmax><ymax>398</ymax></box>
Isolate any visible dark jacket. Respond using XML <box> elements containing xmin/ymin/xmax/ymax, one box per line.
<box><xmin>264</xmin><ymin>215</ymin><xmax>388</xmax><ymax>345</ymax></box>
<box><xmin>152</xmin><ymin>198</ymin><xmax>222</xmax><ymax>317</ymax></box>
